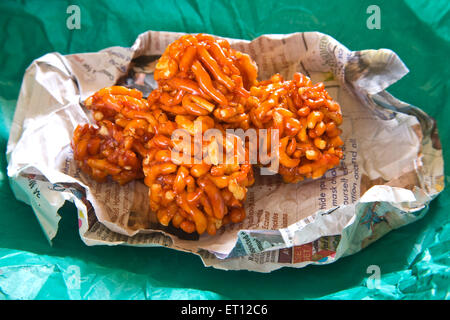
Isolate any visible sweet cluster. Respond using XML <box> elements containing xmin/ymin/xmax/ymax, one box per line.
<box><xmin>72</xmin><ymin>34</ymin><xmax>343</xmax><ymax>235</ymax></box>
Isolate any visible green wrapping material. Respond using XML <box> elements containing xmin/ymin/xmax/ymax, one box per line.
<box><xmin>0</xmin><ymin>0</ymin><xmax>448</xmax><ymax>299</ymax></box>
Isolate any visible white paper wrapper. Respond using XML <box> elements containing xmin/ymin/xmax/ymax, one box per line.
<box><xmin>7</xmin><ymin>31</ymin><xmax>444</xmax><ymax>272</ymax></box>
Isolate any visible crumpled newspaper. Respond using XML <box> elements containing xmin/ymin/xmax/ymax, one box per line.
<box><xmin>6</xmin><ymin>31</ymin><xmax>444</xmax><ymax>272</ymax></box>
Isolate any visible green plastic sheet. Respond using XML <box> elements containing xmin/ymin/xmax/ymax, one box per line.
<box><xmin>0</xmin><ymin>0</ymin><xmax>449</xmax><ymax>299</ymax></box>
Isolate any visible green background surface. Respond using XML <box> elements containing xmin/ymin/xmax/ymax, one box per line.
<box><xmin>0</xmin><ymin>0</ymin><xmax>449</xmax><ymax>299</ymax></box>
